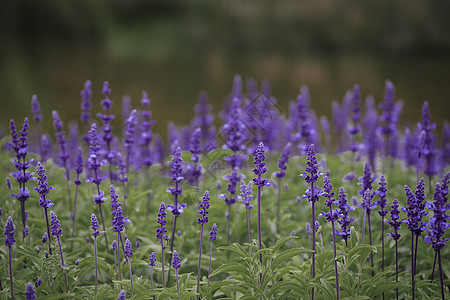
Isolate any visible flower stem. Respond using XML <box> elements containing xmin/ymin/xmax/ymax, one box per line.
<box><xmin>98</xmin><ymin>204</ymin><xmax>109</xmax><ymax>252</ymax></box>
<box><xmin>411</xmin><ymin>232</ymin><xmax>415</xmax><ymax>300</ymax></box>
<box><xmin>44</xmin><ymin>207</ymin><xmax>52</xmax><ymax>255</ymax></box>
<box><xmin>276</xmin><ymin>178</ymin><xmax>281</xmax><ymax>235</ymax></box>
<box><xmin>8</xmin><ymin>246</ymin><xmax>14</xmax><ymax>300</ymax></box>
<box><xmin>330</xmin><ymin>207</ymin><xmax>340</xmax><ymax>300</ymax></box>
<box><xmin>176</xmin><ymin>269</ymin><xmax>180</xmax><ymax>300</ymax></box>
<box><xmin>208</xmin><ymin>240</ymin><xmax>213</xmax><ymax>288</ymax></box>
<box><xmin>57</xmin><ymin>236</ymin><xmax>69</xmax><ymax>294</ymax></box>
<box><xmin>150</xmin><ymin>266</ymin><xmax>154</xmax><ymax>291</ymax></box>
<box><xmin>367</xmin><ymin>213</ymin><xmax>374</xmax><ymax>276</ymax></box>
<box><xmin>94</xmin><ymin>236</ymin><xmax>98</xmax><ymax>295</ymax></box>
<box><xmin>161</xmin><ymin>246</ymin><xmax>165</xmax><ymax>288</ymax></box>
<box><xmin>438</xmin><ymin>250</ymin><xmax>444</xmax><ymax>300</ymax></box>
<box><xmin>311</xmin><ymin>182</ymin><xmax>316</xmax><ymax>300</ymax></box>
<box><xmin>395</xmin><ymin>240</ymin><xmax>399</xmax><ymax>300</ymax></box>
<box><xmin>431</xmin><ymin>252</ymin><xmax>437</xmax><ymax>283</ymax></box>
<box><xmin>246</xmin><ymin>208</ymin><xmax>251</xmax><ymax>245</ymax></box>
<box><xmin>128</xmin><ymin>257</ymin><xmax>134</xmax><ymax>297</ymax></box>
<box><xmin>117</xmin><ymin>232</ymin><xmax>122</xmax><ymax>283</ymax></box>
<box><xmin>197</xmin><ymin>224</ymin><xmax>204</xmax><ymax>299</ymax></box>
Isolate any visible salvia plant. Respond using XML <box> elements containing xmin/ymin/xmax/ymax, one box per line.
<box><xmin>0</xmin><ymin>77</ymin><xmax>449</xmax><ymax>300</ymax></box>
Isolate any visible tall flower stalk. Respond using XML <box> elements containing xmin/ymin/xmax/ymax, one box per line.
<box><xmin>336</xmin><ymin>187</ymin><xmax>354</xmax><ymax>247</ymax></box>
<box><xmin>208</xmin><ymin>223</ymin><xmax>217</xmax><ymax>287</ymax></box>
<box><xmin>111</xmin><ymin>186</ymin><xmax>125</xmax><ymax>282</ymax></box>
<box><xmin>31</xmin><ymin>95</ymin><xmax>43</xmax><ymax>161</ymax></box>
<box><xmin>240</xmin><ymin>180</ymin><xmax>253</xmax><ymax>244</ymax></box>
<box><xmin>4</xmin><ymin>216</ymin><xmax>15</xmax><ymax>300</ymax></box>
<box><xmin>167</xmin><ymin>147</ymin><xmax>186</xmax><ymax>266</ymax></box>
<box><xmin>52</xmin><ymin>111</ymin><xmax>72</xmax><ymax>212</ymax></box>
<box><xmin>273</xmin><ymin>142</ymin><xmax>291</xmax><ymax>235</ymax></box>
<box><xmin>172</xmin><ymin>250</ymin><xmax>181</xmax><ymax>300</ymax></box>
<box><xmin>72</xmin><ymin>147</ymin><xmax>83</xmax><ymax>240</ymax></box>
<box><xmin>34</xmin><ymin>162</ymin><xmax>54</xmax><ymax>255</ymax></box>
<box><xmin>299</xmin><ymin>144</ymin><xmax>321</xmax><ymax>300</ymax></box>
<box><xmin>424</xmin><ymin>181</ymin><xmax>449</xmax><ymax>300</ymax></box>
<box><xmin>156</xmin><ymin>202</ymin><xmax>169</xmax><ymax>287</ymax></box>
<box><xmin>252</xmin><ymin>142</ymin><xmax>269</xmax><ymax>269</ymax></box>
<box><xmin>87</xmin><ymin>123</ymin><xmax>109</xmax><ymax>251</ymax></box>
<box><xmin>318</xmin><ymin>176</ymin><xmax>340</xmax><ymax>300</ymax></box>
<box><xmin>124</xmin><ymin>239</ymin><xmax>134</xmax><ymax>297</ymax></box>
<box><xmin>123</xmin><ymin>109</ymin><xmax>137</xmax><ymax>213</ymax></box>
<box><xmin>149</xmin><ymin>252</ymin><xmax>156</xmax><ymax>291</ymax></box>
<box><xmin>220</xmin><ymin>168</ymin><xmax>241</xmax><ymax>248</ymax></box>
<box><xmin>196</xmin><ymin>190</ymin><xmax>210</xmax><ymax>298</ymax></box>
<box><xmin>50</xmin><ymin>211</ymin><xmax>69</xmax><ymax>294</ymax></box>
<box><xmin>386</xmin><ymin>198</ymin><xmax>402</xmax><ymax>300</ymax></box>
<box><xmin>91</xmin><ymin>214</ymin><xmax>100</xmax><ymax>295</ymax></box>
<box><xmin>377</xmin><ymin>175</ymin><xmax>388</xmax><ymax>275</ymax></box>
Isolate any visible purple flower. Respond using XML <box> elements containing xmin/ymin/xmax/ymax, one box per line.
<box><xmin>35</xmin><ymin>278</ymin><xmax>42</xmax><ymax>288</ymax></box>
<box><xmin>167</xmin><ymin>147</ymin><xmax>183</xmax><ymax>198</ymax></box>
<box><xmin>274</xmin><ymin>142</ymin><xmax>291</xmax><ymax>179</ymax></box>
<box><xmin>377</xmin><ymin>175</ymin><xmax>389</xmax><ymax>217</ymax></box>
<box><xmin>80</xmin><ymin>80</ymin><xmax>92</xmax><ymax>122</ymax></box>
<box><xmin>124</xmin><ymin>109</ymin><xmax>137</xmax><ymax>150</ymax></box>
<box><xmin>299</xmin><ymin>144</ymin><xmax>322</xmax><ymax>202</ymax></box>
<box><xmin>172</xmin><ymin>250</ymin><xmax>181</xmax><ymax>269</ymax></box>
<box><xmin>93</xmin><ymin>191</ymin><xmax>107</xmax><ymax>205</ymax></box>
<box><xmin>240</xmin><ymin>180</ymin><xmax>253</xmax><ymax>210</ymax></box>
<box><xmin>87</xmin><ymin>123</ymin><xmax>106</xmax><ymax>185</ymax></box>
<box><xmin>402</xmin><ymin>180</ymin><xmax>428</xmax><ymax>235</ymax></box>
<box><xmin>295</xmin><ymin>94</ymin><xmax>315</xmax><ymax>154</ymax></box>
<box><xmin>4</xmin><ymin>216</ymin><xmax>16</xmax><ymax>246</ymax></box>
<box><xmin>112</xmin><ymin>240</ymin><xmax>117</xmax><ymax>250</ymax></box>
<box><xmin>50</xmin><ymin>211</ymin><xmax>62</xmax><ymax>237</ymax></box>
<box><xmin>42</xmin><ymin>232</ymin><xmax>48</xmax><ymax>243</ymax></box>
<box><xmin>149</xmin><ymin>252</ymin><xmax>156</xmax><ymax>266</ymax></box>
<box><xmin>336</xmin><ymin>187</ymin><xmax>355</xmax><ymax>242</ymax></box>
<box><xmin>190</xmin><ymin>127</ymin><xmax>202</xmax><ymax>163</ymax></box>
<box><xmin>25</xmin><ymin>282</ymin><xmax>36</xmax><ymax>300</ymax></box>
<box><xmin>113</xmin><ymin>206</ymin><xmax>125</xmax><ymax>233</ymax></box>
<box><xmin>221</xmin><ymin>168</ymin><xmax>242</xmax><ymax>206</ymax></box>
<box><xmin>156</xmin><ymin>202</ymin><xmax>169</xmax><ymax>249</ymax></box>
<box><xmin>361</xmin><ymin>189</ymin><xmax>376</xmax><ymax>211</ymax></box>
<box><xmin>197</xmin><ymin>190</ymin><xmax>210</xmax><ymax>225</ymax></box>
<box><xmin>110</xmin><ymin>185</ymin><xmax>121</xmax><ymax>213</ymax></box>
<box><xmin>124</xmin><ymin>239</ymin><xmax>133</xmax><ymax>257</ymax></box>
<box><xmin>91</xmin><ymin>214</ymin><xmax>100</xmax><ymax>237</ymax></box>
<box><xmin>253</xmin><ymin>142</ymin><xmax>269</xmax><ymax>187</ymax></box>
<box><xmin>424</xmin><ymin>182</ymin><xmax>450</xmax><ymax>251</ymax></box>
<box><xmin>318</xmin><ymin>176</ymin><xmax>339</xmax><ymax>222</ymax></box>
<box><xmin>34</xmin><ymin>162</ymin><xmax>55</xmax><ymax>208</ymax></box>
<box><xmin>31</xmin><ymin>95</ymin><xmax>42</xmax><ymax>123</ymax></box>
<box><xmin>136</xmin><ymin>241</ymin><xmax>141</xmax><ymax>249</ymax></box>
<box><xmin>74</xmin><ymin>147</ymin><xmax>83</xmax><ymax>186</ymax></box>
<box><xmin>209</xmin><ymin>223</ymin><xmax>218</xmax><ymax>241</ymax></box>
<box><xmin>420</xmin><ymin>101</ymin><xmax>438</xmax><ymax>178</ymax></box>
<box><xmin>117</xmin><ymin>290</ymin><xmax>126</xmax><ymax>300</ymax></box>
<box><xmin>358</xmin><ymin>162</ymin><xmax>375</xmax><ymax>197</ymax></box>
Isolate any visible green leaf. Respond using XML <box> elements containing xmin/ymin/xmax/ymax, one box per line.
<box><xmin>272</xmin><ymin>248</ymin><xmax>312</xmax><ymax>270</ymax></box>
<box><xmin>200</xmin><ymin>149</ymin><xmax>233</xmax><ymax>168</ymax></box>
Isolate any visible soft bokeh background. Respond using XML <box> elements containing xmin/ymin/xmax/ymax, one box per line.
<box><xmin>1</xmin><ymin>0</ymin><xmax>449</xmax><ymax>138</ymax></box>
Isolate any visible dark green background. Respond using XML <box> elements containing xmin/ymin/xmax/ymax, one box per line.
<box><xmin>1</xmin><ymin>0</ymin><xmax>449</xmax><ymax>139</ymax></box>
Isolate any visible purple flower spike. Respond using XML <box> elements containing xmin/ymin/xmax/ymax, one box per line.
<box><xmin>93</xmin><ymin>191</ymin><xmax>107</xmax><ymax>205</ymax></box>
<box><xmin>386</xmin><ymin>199</ymin><xmax>402</xmax><ymax>241</ymax></box>
<box><xmin>424</xmin><ymin>183</ymin><xmax>450</xmax><ymax>251</ymax></box>
<box><xmin>91</xmin><ymin>214</ymin><xmax>100</xmax><ymax>237</ymax></box>
<box><xmin>34</xmin><ymin>162</ymin><xmax>55</xmax><ymax>208</ymax></box>
<box><xmin>4</xmin><ymin>216</ymin><xmax>16</xmax><ymax>246</ymax></box>
<box><xmin>80</xmin><ymin>80</ymin><xmax>93</xmax><ymax>122</ymax></box>
<box><xmin>172</xmin><ymin>250</ymin><xmax>181</xmax><ymax>269</ymax></box>
<box><xmin>274</xmin><ymin>142</ymin><xmax>291</xmax><ymax>179</ymax></box>
<box><xmin>358</xmin><ymin>162</ymin><xmax>375</xmax><ymax>197</ymax></box>
<box><xmin>74</xmin><ymin>147</ymin><xmax>83</xmax><ymax>186</ymax></box>
<box><xmin>209</xmin><ymin>223</ymin><xmax>218</xmax><ymax>241</ymax></box>
<box><xmin>197</xmin><ymin>190</ymin><xmax>210</xmax><ymax>225</ymax></box>
<box><xmin>25</xmin><ymin>282</ymin><xmax>36</xmax><ymax>300</ymax></box>
<box><xmin>170</xmin><ymin>147</ymin><xmax>184</xmax><ymax>184</ymax></box>
<box><xmin>253</xmin><ymin>142</ymin><xmax>269</xmax><ymax>187</ymax></box>
<box><xmin>240</xmin><ymin>180</ymin><xmax>254</xmax><ymax>210</ymax></box>
<box><xmin>101</xmin><ymin>81</ymin><xmax>112</xmax><ymax>111</ymax></box>
<box><xmin>113</xmin><ymin>206</ymin><xmax>125</xmax><ymax>233</ymax></box>
<box><xmin>377</xmin><ymin>175</ymin><xmax>388</xmax><ymax>217</ymax></box>
<box><xmin>42</xmin><ymin>233</ymin><xmax>48</xmax><ymax>243</ymax></box>
<box><xmin>124</xmin><ymin>239</ymin><xmax>133</xmax><ymax>257</ymax></box>
<box><xmin>110</xmin><ymin>185</ymin><xmax>121</xmax><ymax>213</ymax></box>
<box><xmin>156</xmin><ymin>202</ymin><xmax>169</xmax><ymax>248</ymax></box>
<box><xmin>336</xmin><ymin>187</ymin><xmax>355</xmax><ymax>245</ymax></box>
<box><xmin>117</xmin><ymin>290</ymin><xmax>126</xmax><ymax>300</ymax></box>
<box><xmin>35</xmin><ymin>278</ymin><xmax>42</xmax><ymax>288</ymax></box>
<box><xmin>50</xmin><ymin>211</ymin><xmax>62</xmax><ymax>237</ymax></box>
<box><xmin>31</xmin><ymin>95</ymin><xmax>42</xmax><ymax>122</ymax></box>
<box><xmin>149</xmin><ymin>252</ymin><xmax>156</xmax><ymax>266</ymax></box>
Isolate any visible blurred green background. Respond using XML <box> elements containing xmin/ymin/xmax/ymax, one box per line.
<box><xmin>1</xmin><ymin>0</ymin><xmax>449</xmax><ymax>138</ymax></box>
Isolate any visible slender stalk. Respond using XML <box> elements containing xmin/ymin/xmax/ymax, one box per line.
<box><xmin>395</xmin><ymin>241</ymin><xmax>399</xmax><ymax>300</ymax></box>
<box><xmin>98</xmin><ymin>204</ymin><xmax>109</xmax><ymax>252</ymax></box>
<box><xmin>208</xmin><ymin>240</ymin><xmax>213</xmax><ymax>288</ymax></box>
<box><xmin>411</xmin><ymin>233</ymin><xmax>415</xmax><ymax>300</ymax></box>
<box><xmin>257</xmin><ymin>177</ymin><xmax>262</xmax><ymax>265</ymax></box>
<box><xmin>276</xmin><ymin>178</ymin><xmax>281</xmax><ymax>235</ymax></box>
<box><xmin>227</xmin><ymin>205</ymin><xmax>231</xmax><ymax>248</ymax></box>
<box><xmin>311</xmin><ymin>182</ymin><xmax>316</xmax><ymax>300</ymax></box>
<box><xmin>117</xmin><ymin>232</ymin><xmax>122</xmax><ymax>282</ymax></box>
<box><xmin>71</xmin><ymin>184</ymin><xmax>79</xmax><ymax>244</ymax></box>
<box><xmin>431</xmin><ymin>252</ymin><xmax>437</xmax><ymax>283</ymax></box>
<box><xmin>8</xmin><ymin>246</ymin><xmax>14</xmax><ymax>300</ymax></box>
<box><xmin>176</xmin><ymin>269</ymin><xmax>180</xmax><ymax>300</ymax></box>
<box><xmin>56</xmin><ymin>236</ymin><xmax>69</xmax><ymax>294</ymax></box>
<box><xmin>197</xmin><ymin>224</ymin><xmax>204</xmax><ymax>299</ymax></box>
<box><xmin>381</xmin><ymin>217</ymin><xmax>385</xmax><ymax>273</ymax></box>
<box><xmin>330</xmin><ymin>207</ymin><xmax>340</xmax><ymax>300</ymax></box>
<box><xmin>161</xmin><ymin>246</ymin><xmax>165</xmax><ymax>288</ymax></box>
<box><xmin>44</xmin><ymin>208</ymin><xmax>52</xmax><ymax>255</ymax></box>
<box><xmin>438</xmin><ymin>250</ymin><xmax>444</xmax><ymax>300</ymax></box>
<box><xmin>367</xmin><ymin>213</ymin><xmax>374</xmax><ymax>276</ymax></box>
<box><xmin>357</xmin><ymin>207</ymin><xmax>368</xmax><ymax>296</ymax></box>
<box><xmin>128</xmin><ymin>258</ymin><xmax>134</xmax><ymax>297</ymax></box>
<box><xmin>246</xmin><ymin>208</ymin><xmax>251</xmax><ymax>244</ymax></box>
<box><xmin>414</xmin><ymin>234</ymin><xmax>419</xmax><ymax>280</ymax></box>
<box><xmin>150</xmin><ymin>266</ymin><xmax>154</xmax><ymax>291</ymax></box>
<box><xmin>94</xmin><ymin>236</ymin><xmax>98</xmax><ymax>295</ymax></box>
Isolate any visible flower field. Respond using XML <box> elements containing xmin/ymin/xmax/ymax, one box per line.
<box><xmin>1</xmin><ymin>76</ymin><xmax>449</xmax><ymax>299</ymax></box>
